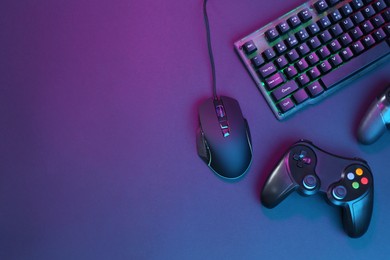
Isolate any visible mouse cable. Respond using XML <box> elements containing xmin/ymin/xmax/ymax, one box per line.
<box><xmin>203</xmin><ymin>0</ymin><xmax>217</xmax><ymax>100</ymax></box>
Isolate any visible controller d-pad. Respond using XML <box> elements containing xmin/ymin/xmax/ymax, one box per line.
<box><xmin>293</xmin><ymin>150</ymin><xmax>312</xmax><ymax>167</ymax></box>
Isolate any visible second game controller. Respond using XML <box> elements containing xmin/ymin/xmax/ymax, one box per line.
<box><xmin>261</xmin><ymin>140</ymin><xmax>374</xmax><ymax>238</ymax></box>
<box><xmin>357</xmin><ymin>85</ymin><xmax>390</xmax><ymax>144</ymax></box>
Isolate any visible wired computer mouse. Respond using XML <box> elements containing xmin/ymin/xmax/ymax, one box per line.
<box><xmin>196</xmin><ymin>96</ymin><xmax>253</xmax><ymax>179</ymax></box>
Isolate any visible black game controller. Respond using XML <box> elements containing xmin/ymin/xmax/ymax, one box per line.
<box><xmin>357</xmin><ymin>86</ymin><xmax>390</xmax><ymax>144</ymax></box>
<box><xmin>261</xmin><ymin>140</ymin><xmax>374</xmax><ymax>238</ymax></box>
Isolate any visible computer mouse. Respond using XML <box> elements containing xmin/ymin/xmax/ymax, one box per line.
<box><xmin>196</xmin><ymin>96</ymin><xmax>253</xmax><ymax>179</ymax></box>
<box><xmin>357</xmin><ymin>86</ymin><xmax>390</xmax><ymax>144</ymax></box>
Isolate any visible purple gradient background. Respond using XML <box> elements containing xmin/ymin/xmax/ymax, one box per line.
<box><xmin>1</xmin><ymin>0</ymin><xmax>389</xmax><ymax>259</ymax></box>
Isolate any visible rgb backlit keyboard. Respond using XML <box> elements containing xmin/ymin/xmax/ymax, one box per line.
<box><xmin>234</xmin><ymin>0</ymin><xmax>390</xmax><ymax>120</ymax></box>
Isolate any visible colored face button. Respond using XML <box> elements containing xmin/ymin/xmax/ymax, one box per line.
<box><xmin>347</xmin><ymin>172</ymin><xmax>355</xmax><ymax>180</ymax></box>
<box><xmin>352</xmin><ymin>182</ymin><xmax>360</xmax><ymax>189</ymax></box>
<box><xmin>361</xmin><ymin>177</ymin><xmax>369</xmax><ymax>185</ymax></box>
<box><xmin>356</xmin><ymin>168</ymin><xmax>363</xmax><ymax>176</ymax></box>
<box><xmin>332</xmin><ymin>185</ymin><xmax>347</xmax><ymax>200</ymax></box>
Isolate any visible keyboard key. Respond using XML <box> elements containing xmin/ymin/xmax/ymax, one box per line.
<box><xmin>340</xmin><ymin>33</ymin><xmax>353</xmax><ymax>46</ymax></box>
<box><xmin>306</xmin><ymin>52</ymin><xmax>320</xmax><ymax>65</ymax></box>
<box><xmin>317</xmin><ymin>46</ymin><xmax>331</xmax><ymax>59</ymax></box>
<box><xmin>361</xmin><ymin>20</ymin><xmax>375</xmax><ymax>33</ymax></box>
<box><xmin>383</xmin><ymin>9</ymin><xmax>390</xmax><ymax>22</ymax></box>
<box><xmin>371</xmin><ymin>14</ymin><xmax>385</xmax><ymax>27</ymax></box>
<box><xmin>341</xmin><ymin>17</ymin><xmax>355</xmax><ymax>31</ymax></box>
<box><xmin>288</xmin><ymin>15</ymin><xmax>302</xmax><ymax>28</ymax></box>
<box><xmin>275</xmin><ymin>56</ymin><xmax>289</xmax><ymax>69</ymax></box>
<box><xmin>340</xmin><ymin>47</ymin><xmax>354</xmax><ymax>61</ymax></box>
<box><xmin>306</xmin><ymin>81</ymin><xmax>325</xmax><ymax>97</ymax></box>
<box><xmin>277</xmin><ymin>21</ymin><xmax>291</xmax><ymax>34</ymax></box>
<box><xmin>292</xmin><ymin>88</ymin><xmax>309</xmax><ymax>104</ymax></box>
<box><xmin>271</xmin><ymin>81</ymin><xmax>299</xmax><ymax>101</ymax></box>
<box><xmin>362</xmin><ymin>5</ymin><xmax>376</xmax><ymax>18</ymax></box>
<box><xmin>286</xmin><ymin>49</ymin><xmax>300</xmax><ymax>62</ymax></box>
<box><xmin>318</xmin><ymin>16</ymin><xmax>332</xmax><ymax>29</ymax></box>
<box><xmin>296</xmin><ymin>58</ymin><xmax>309</xmax><ymax>72</ymax></box>
<box><xmin>351</xmin><ymin>41</ymin><xmax>365</xmax><ymax>54</ymax></box>
<box><xmin>263</xmin><ymin>48</ymin><xmax>276</xmax><ymax>61</ymax></box>
<box><xmin>298</xmin><ymin>8</ymin><xmax>313</xmax><ymax>22</ymax></box>
<box><xmin>329</xmin><ymin>54</ymin><xmax>343</xmax><ymax>67</ymax></box>
<box><xmin>373</xmin><ymin>28</ymin><xmax>387</xmax><ymax>41</ymax></box>
<box><xmin>329</xmin><ymin>10</ymin><xmax>343</xmax><ymax>23</ymax></box>
<box><xmin>251</xmin><ymin>54</ymin><xmax>265</xmax><ymax>67</ymax></box>
<box><xmin>328</xmin><ymin>39</ymin><xmax>342</xmax><ymax>52</ymax></box>
<box><xmin>352</xmin><ymin>11</ymin><xmax>365</xmax><ymax>24</ymax></box>
<box><xmin>259</xmin><ymin>62</ymin><xmax>277</xmax><ymax>78</ymax></box>
<box><xmin>296</xmin><ymin>74</ymin><xmax>311</xmax><ymax>86</ymax></box>
<box><xmin>284</xmin><ymin>65</ymin><xmax>298</xmax><ymax>79</ymax></box>
<box><xmin>384</xmin><ymin>23</ymin><xmax>390</xmax><ymax>35</ymax></box>
<box><xmin>308</xmin><ymin>67</ymin><xmax>322</xmax><ymax>80</ymax></box>
<box><xmin>297</xmin><ymin>43</ymin><xmax>311</xmax><ymax>56</ymax></box>
<box><xmin>296</xmin><ymin>29</ymin><xmax>310</xmax><ymax>42</ymax></box>
<box><xmin>278</xmin><ymin>98</ymin><xmax>295</xmax><ymax>113</ymax></box>
<box><xmin>308</xmin><ymin>36</ymin><xmax>322</xmax><ymax>49</ymax></box>
<box><xmin>329</xmin><ymin>24</ymin><xmax>344</xmax><ymax>37</ymax></box>
<box><xmin>265</xmin><ymin>72</ymin><xmax>285</xmax><ymax>90</ymax></box>
<box><xmin>362</xmin><ymin>34</ymin><xmax>376</xmax><ymax>47</ymax></box>
<box><xmin>314</xmin><ymin>0</ymin><xmax>329</xmax><ymax>13</ymax></box>
<box><xmin>321</xmin><ymin>41</ymin><xmax>390</xmax><ymax>89</ymax></box>
<box><xmin>285</xmin><ymin>35</ymin><xmax>299</xmax><ymax>48</ymax></box>
<box><xmin>274</xmin><ymin>41</ymin><xmax>288</xmax><ymax>54</ymax></box>
<box><xmin>373</xmin><ymin>0</ymin><xmax>387</xmax><ymax>12</ymax></box>
<box><xmin>243</xmin><ymin>41</ymin><xmax>257</xmax><ymax>54</ymax></box>
<box><xmin>340</xmin><ymin>3</ymin><xmax>354</xmax><ymax>17</ymax></box>
<box><xmin>265</xmin><ymin>28</ymin><xmax>280</xmax><ymax>41</ymax></box>
<box><xmin>318</xmin><ymin>60</ymin><xmax>333</xmax><ymax>73</ymax></box>
<box><xmin>307</xmin><ymin>23</ymin><xmax>321</xmax><ymax>35</ymax></box>
<box><xmin>350</xmin><ymin>27</ymin><xmax>364</xmax><ymax>40</ymax></box>
<box><xmin>350</xmin><ymin>0</ymin><xmax>364</xmax><ymax>10</ymax></box>
<box><xmin>319</xmin><ymin>30</ymin><xmax>333</xmax><ymax>43</ymax></box>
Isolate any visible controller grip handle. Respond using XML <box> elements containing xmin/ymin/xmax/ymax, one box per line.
<box><xmin>357</xmin><ymin>100</ymin><xmax>387</xmax><ymax>144</ymax></box>
<box><xmin>358</xmin><ymin>87</ymin><xmax>390</xmax><ymax>144</ymax></box>
<box><xmin>342</xmin><ymin>189</ymin><xmax>373</xmax><ymax>238</ymax></box>
<box><xmin>261</xmin><ymin>158</ymin><xmax>297</xmax><ymax>208</ymax></box>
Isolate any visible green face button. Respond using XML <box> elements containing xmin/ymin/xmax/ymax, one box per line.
<box><xmin>352</xmin><ymin>182</ymin><xmax>360</xmax><ymax>189</ymax></box>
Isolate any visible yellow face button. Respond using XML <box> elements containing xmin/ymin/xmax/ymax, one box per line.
<box><xmin>356</xmin><ymin>168</ymin><xmax>363</xmax><ymax>176</ymax></box>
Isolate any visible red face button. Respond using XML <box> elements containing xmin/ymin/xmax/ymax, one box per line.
<box><xmin>361</xmin><ymin>177</ymin><xmax>369</xmax><ymax>185</ymax></box>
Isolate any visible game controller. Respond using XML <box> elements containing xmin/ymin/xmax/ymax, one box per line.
<box><xmin>357</xmin><ymin>85</ymin><xmax>390</xmax><ymax>144</ymax></box>
<box><xmin>261</xmin><ymin>140</ymin><xmax>374</xmax><ymax>238</ymax></box>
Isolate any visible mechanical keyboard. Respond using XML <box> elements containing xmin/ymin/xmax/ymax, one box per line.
<box><xmin>234</xmin><ymin>0</ymin><xmax>390</xmax><ymax>120</ymax></box>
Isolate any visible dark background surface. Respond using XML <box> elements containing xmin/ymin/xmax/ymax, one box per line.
<box><xmin>1</xmin><ymin>0</ymin><xmax>389</xmax><ymax>259</ymax></box>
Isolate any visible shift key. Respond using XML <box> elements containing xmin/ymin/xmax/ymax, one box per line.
<box><xmin>265</xmin><ymin>72</ymin><xmax>285</xmax><ymax>90</ymax></box>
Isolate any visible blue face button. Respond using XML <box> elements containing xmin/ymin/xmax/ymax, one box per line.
<box><xmin>332</xmin><ymin>185</ymin><xmax>347</xmax><ymax>200</ymax></box>
<box><xmin>347</xmin><ymin>172</ymin><xmax>355</xmax><ymax>180</ymax></box>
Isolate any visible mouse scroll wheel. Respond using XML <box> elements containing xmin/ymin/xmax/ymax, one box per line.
<box><xmin>216</xmin><ymin>105</ymin><xmax>225</xmax><ymax>118</ymax></box>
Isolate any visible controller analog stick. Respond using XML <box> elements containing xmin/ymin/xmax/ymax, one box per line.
<box><xmin>303</xmin><ymin>175</ymin><xmax>317</xmax><ymax>190</ymax></box>
<box><xmin>332</xmin><ymin>185</ymin><xmax>347</xmax><ymax>200</ymax></box>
